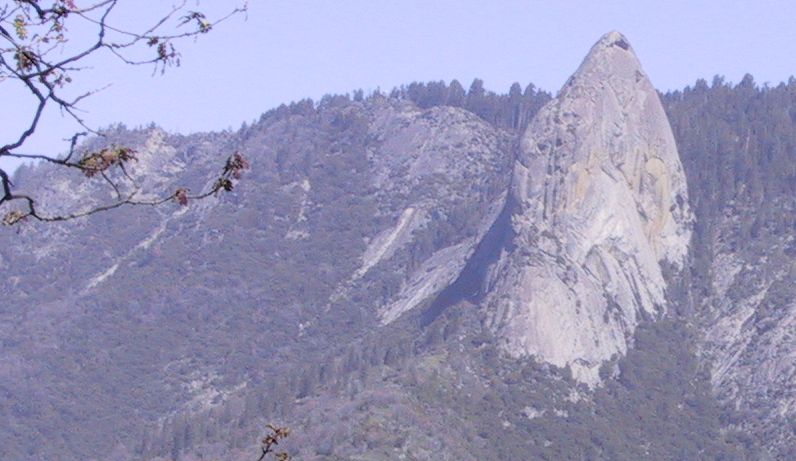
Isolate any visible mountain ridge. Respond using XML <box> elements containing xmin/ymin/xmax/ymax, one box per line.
<box><xmin>1</xmin><ymin>31</ymin><xmax>794</xmax><ymax>460</ymax></box>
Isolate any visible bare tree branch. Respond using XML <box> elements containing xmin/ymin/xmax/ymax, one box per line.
<box><xmin>0</xmin><ymin>0</ymin><xmax>249</xmax><ymax>226</ymax></box>
<box><xmin>2</xmin><ymin>150</ymin><xmax>249</xmax><ymax>226</ymax></box>
<box><xmin>256</xmin><ymin>425</ymin><xmax>291</xmax><ymax>461</ymax></box>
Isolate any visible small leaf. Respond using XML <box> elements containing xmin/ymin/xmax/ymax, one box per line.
<box><xmin>3</xmin><ymin>211</ymin><xmax>26</xmax><ymax>226</ymax></box>
<box><xmin>15</xmin><ymin>48</ymin><xmax>37</xmax><ymax>71</ymax></box>
<box><xmin>78</xmin><ymin>146</ymin><xmax>138</xmax><ymax>177</ymax></box>
<box><xmin>174</xmin><ymin>188</ymin><xmax>189</xmax><ymax>206</ymax></box>
<box><xmin>13</xmin><ymin>15</ymin><xmax>27</xmax><ymax>40</ymax></box>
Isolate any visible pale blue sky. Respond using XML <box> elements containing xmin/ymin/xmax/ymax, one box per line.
<box><xmin>3</xmin><ymin>0</ymin><xmax>796</xmax><ymax>172</ymax></box>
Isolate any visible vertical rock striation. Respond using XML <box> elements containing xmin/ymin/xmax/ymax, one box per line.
<box><xmin>486</xmin><ymin>31</ymin><xmax>693</xmax><ymax>383</ymax></box>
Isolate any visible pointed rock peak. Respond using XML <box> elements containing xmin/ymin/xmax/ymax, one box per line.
<box><xmin>487</xmin><ymin>30</ymin><xmax>693</xmax><ymax>384</ymax></box>
<box><xmin>565</xmin><ymin>31</ymin><xmax>646</xmax><ymax>91</ymax></box>
<box><xmin>599</xmin><ymin>30</ymin><xmax>632</xmax><ymax>51</ymax></box>
<box><xmin>584</xmin><ymin>30</ymin><xmax>636</xmax><ymax>61</ymax></box>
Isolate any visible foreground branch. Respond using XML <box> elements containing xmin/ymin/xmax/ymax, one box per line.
<box><xmin>256</xmin><ymin>425</ymin><xmax>291</xmax><ymax>461</ymax></box>
<box><xmin>1</xmin><ymin>151</ymin><xmax>250</xmax><ymax>226</ymax></box>
<box><xmin>0</xmin><ymin>0</ymin><xmax>249</xmax><ymax>225</ymax></box>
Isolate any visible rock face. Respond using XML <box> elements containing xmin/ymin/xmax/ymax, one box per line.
<box><xmin>485</xmin><ymin>32</ymin><xmax>693</xmax><ymax>382</ymax></box>
<box><xmin>329</xmin><ymin>104</ymin><xmax>512</xmax><ymax>326</ymax></box>
<box><xmin>704</xmin><ymin>246</ymin><xmax>796</xmax><ymax>452</ymax></box>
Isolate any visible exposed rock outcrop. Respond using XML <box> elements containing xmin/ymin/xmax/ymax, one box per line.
<box><xmin>339</xmin><ymin>104</ymin><xmax>512</xmax><ymax>325</ymax></box>
<box><xmin>485</xmin><ymin>32</ymin><xmax>693</xmax><ymax>383</ymax></box>
<box><xmin>696</xmin><ymin>211</ymin><xmax>796</xmax><ymax>455</ymax></box>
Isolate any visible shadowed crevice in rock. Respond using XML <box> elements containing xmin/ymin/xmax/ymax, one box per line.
<box><xmin>420</xmin><ymin>194</ymin><xmax>516</xmax><ymax>327</ymax></box>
